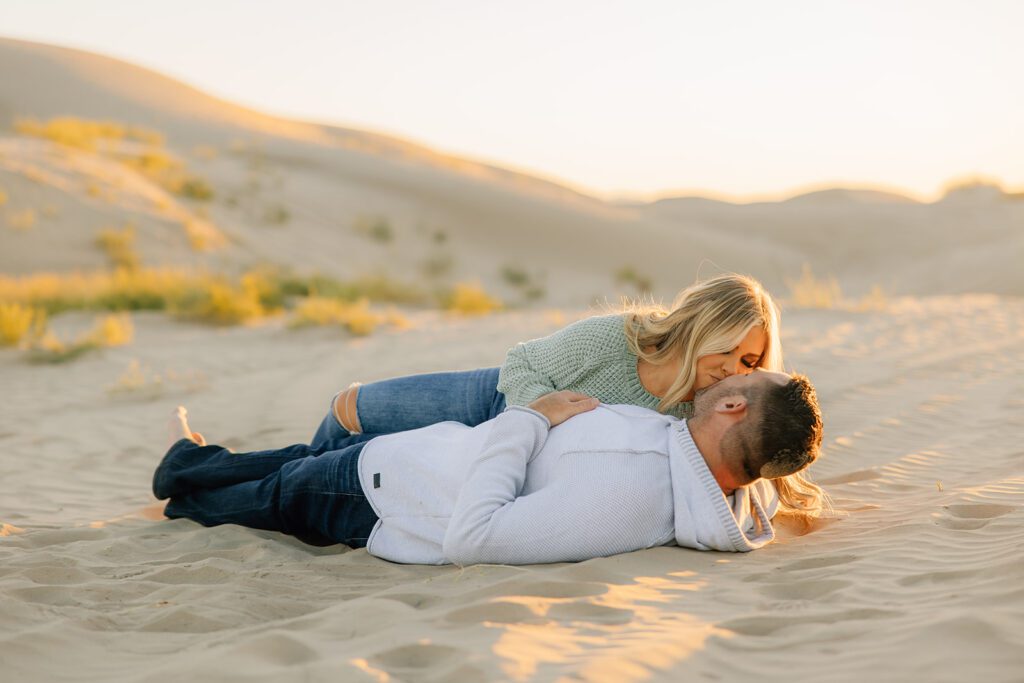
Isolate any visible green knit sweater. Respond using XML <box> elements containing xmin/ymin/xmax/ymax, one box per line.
<box><xmin>497</xmin><ymin>314</ymin><xmax>694</xmax><ymax>419</ymax></box>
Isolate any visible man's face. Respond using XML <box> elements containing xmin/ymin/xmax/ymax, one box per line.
<box><xmin>692</xmin><ymin>369</ymin><xmax>791</xmax><ymax>492</ymax></box>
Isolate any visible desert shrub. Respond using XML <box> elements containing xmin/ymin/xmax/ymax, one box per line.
<box><xmin>345</xmin><ymin>274</ymin><xmax>427</xmax><ymax>304</ymax></box>
<box><xmin>0</xmin><ymin>303</ymin><xmax>46</xmax><ymax>346</ymax></box>
<box><xmin>240</xmin><ymin>269</ymin><xmax>287</xmax><ymax>312</ymax></box>
<box><xmin>179</xmin><ymin>177</ymin><xmax>214</xmax><ymax>201</ymax></box>
<box><xmin>263</xmin><ymin>204</ymin><xmax>290</xmax><ymax>225</ymax></box>
<box><xmin>354</xmin><ymin>215</ymin><xmax>393</xmax><ymax>243</ymax></box>
<box><xmin>500</xmin><ymin>266</ymin><xmax>530</xmax><ymax>288</ymax></box>
<box><xmin>15</xmin><ymin>116</ymin><xmax>213</xmax><ymax>202</ymax></box>
<box><xmin>441</xmin><ymin>282</ymin><xmax>502</xmax><ymax>316</ymax></box>
<box><xmin>852</xmin><ymin>285</ymin><xmax>888</xmax><ymax>311</ymax></box>
<box><xmin>26</xmin><ymin>334</ymin><xmax>97</xmax><ymax>364</ymax></box>
<box><xmin>420</xmin><ymin>253</ymin><xmax>454</xmax><ymax>279</ymax></box>
<box><xmin>16</xmin><ymin>116</ymin><xmax>162</xmax><ymax>151</ymax></box>
<box><xmin>522</xmin><ymin>285</ymin><xmax>546</xmax><ymax>302</ymax></box>
<box><xmin>615</xmin><ymin>266</ymin><xmax>653</xmax><ymax>294</ymax></box>
<box><xmin>183</xmin><ymin>219</ymin><xmax>227</xmax><ymax>251</ymax></box>
<box><xmin>95</xmin><ymin>268</ymin><xmax>191</xmax><ymax>311</ymax></box>
<box><xmin>107</xmin><ymin>359</ymin><xmax>208</xmax><ymax>397</ymax></box>
<box><xmin>25</xmin><ymin>313</ymin><xmax>133</xmax><ymax>364</ymax></box>
<box><xmin>0</xmin><ymin>268</ymin><xmax>200</xmax><ymax>314</ymax></box>
<box><xmin>500</xmin><ymin>265</ymin><xmax>546</xmax><ymax>303</ymax></box>
<box><xmin>173</xmin><ymin>279</ymin><xmax>264</xmax><ymax>325</ymax></box>
<box><xmin>84</xmin><ymin>313</ymin><xmax>134</xmax><ymax>347</ymax></box>
<box><xmin>290</xmin><ymin>297</ymin><xmax>379</xmax><ymax>335</ymax></box>
<box><xmin>6</xmin><ymin>209</ymin><xmax>36</xmax><ymax>231</ymax></box>
<box><xmin>785</xmin><ymin>264</ymin><xmax>843</xmax><ymax>309</ymax></box>
<box><xmin>95</xmin><ymin>225</ymin><xmax>140</xmax><ymax>270</ymax></box>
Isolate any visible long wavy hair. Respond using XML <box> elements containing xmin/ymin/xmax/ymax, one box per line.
<box><xmin>622</xmin><ymin>273</ymin><xmax>828</xmax><ymax>525</ymax></box>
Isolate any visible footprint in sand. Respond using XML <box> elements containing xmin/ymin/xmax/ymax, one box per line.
<box><xmin>934</xmin><ymin>503</ymin><xmax>1015</xmax><ymax>530</ymax></box>
<box><xmin>777</xmin><ymin>554</ymin><xmax>859</xmax><ymax>572</ymax></box>
<box><xmin>445</xmin><ymin>601</ymin><xmax>539</xmax><ymax>625</ymax></box>
<box><xmin>370</xmin><ymin>643</ymin><xmax>462</xmax><ymax>670</ymax></box>
<box><xmin>380</xmin><ymin>592</ymin><xmax>444</xmax><ymax>611</ymax></box>
<box><xmin>759</xmin><ymin>578</ymin><xmax>852</xmax><ymax>601</ymax></box>
<box><xmin>720</xmin><ymin>608</ymin><xmax>898</xmax><ymax>637</ymax></box>
<box><xmin>228</xmin><ymin>633</ymin><xmax>319</xmax><ymax>666</ymax></box>
<box><xmin>818</xmin><ymin>469</ymin><xmax>883</xmax><ymax>485</ymax></box>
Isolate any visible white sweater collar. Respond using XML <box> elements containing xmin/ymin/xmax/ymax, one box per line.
<box><xmin>670</xmin><ymin>421</ymin><xmax>776</xmax><ymax>551</ymax></box>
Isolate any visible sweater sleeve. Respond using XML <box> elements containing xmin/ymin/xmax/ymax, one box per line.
<box><xmin>442</xmin><ymin>406</ymin><xmax>668</xmax><ymax>566</ymax></box>
<box><xmin>497</xmin><ymin>314</ymin><xmax>624</xmax><ymax>405</ymax></box>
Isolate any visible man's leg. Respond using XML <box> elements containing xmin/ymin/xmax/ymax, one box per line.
<box><xmin>154</xmin><ymin>433</ymin><xmax>377</xmax><ymax>501</ymax></box>
<box><xmin>163</xmin><ymin>442</ymin><xmax>378</xmax><ymax>547</ymax></box>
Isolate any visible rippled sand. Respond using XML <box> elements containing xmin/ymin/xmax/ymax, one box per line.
<box><xmin>2</xmin><ymin>299</ymin><xmax>1022</xmax><ymax>682</ymax></box>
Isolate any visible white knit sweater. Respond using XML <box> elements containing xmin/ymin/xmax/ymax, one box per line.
<box><xmin>357</xmin><ymin>404</ymin><xmax>779</xmax><ymax>565</ymax></box>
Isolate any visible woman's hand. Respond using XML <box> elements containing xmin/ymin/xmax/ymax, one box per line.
<box><xmin>528</xmin><ymin>391</ymin><xmax>600</xmax><ymax>427</ymax></box>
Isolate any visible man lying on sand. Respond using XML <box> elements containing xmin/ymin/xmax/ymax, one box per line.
<box><xmin>152</xmin><ymin>369</ymin><xmax>823</xmax><ymax>565</ymax></box>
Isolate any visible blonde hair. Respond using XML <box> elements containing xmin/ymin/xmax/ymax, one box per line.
<box><xmin>623</xmin><ymin>273</ymin><xmax>782</xmax><ymax>411</ymax></box>
<box><xmin>622</xmin><ymin>272</ymin><xmax>828</xmax><ymax>526</ymax></box>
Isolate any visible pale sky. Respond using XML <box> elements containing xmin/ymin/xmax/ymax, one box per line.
<box><xmin>4</xmin><ymin>0</ymin><xmax>1022</xmax><ymax>200</ymax></box>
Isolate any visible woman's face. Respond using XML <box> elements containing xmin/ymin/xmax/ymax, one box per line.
<box><xmin>693</xmin><ymin>326</ymin><xmax>767</xmax><ymax>394</ymax></box>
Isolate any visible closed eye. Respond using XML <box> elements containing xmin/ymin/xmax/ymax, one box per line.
<box><xmin>741</xmin><ymin>356</ymin><xmax>759</xmax><ymax>369</ymax></box>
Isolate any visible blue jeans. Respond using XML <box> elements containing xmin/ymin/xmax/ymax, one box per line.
<box><xmin>310</xmin><ymin>367</ymin><xmax>507</xmax><ymax>448</ymax></box>
<box><xmin>154</xmin><ymin>433</ymin><xmax>380</xmax><ymax>547</ymax></box>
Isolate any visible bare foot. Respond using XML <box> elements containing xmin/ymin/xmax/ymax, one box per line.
<box><xmin>168</xmin><ymin>406</ymin><xmax>206</xmax><ymax>447</ymax></box>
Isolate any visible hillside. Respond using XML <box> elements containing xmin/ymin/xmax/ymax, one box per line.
<box><xmin>1</xmin><ymin>36</ymin><xmax>1021</xmax><ymax>303</ymax></box>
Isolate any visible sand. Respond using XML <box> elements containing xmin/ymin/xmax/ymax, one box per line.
<box><xmin>2</xmin><ymin>298</ymin><xmax>1022</xmax><ymax>682</ymax></box>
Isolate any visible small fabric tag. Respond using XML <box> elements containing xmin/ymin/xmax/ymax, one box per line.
<box><xmin>373</xmin><ymin>472</ymin><xmax>381</xmax><ymax>489</ymax></box>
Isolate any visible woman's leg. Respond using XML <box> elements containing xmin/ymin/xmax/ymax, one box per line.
<box><xmin>311</xmin><ymin>367</ymin><xmax>506</xmax><ymax>444</ymax></box>
<box><xmin>163</xmin><ymin>442</ymin><xmax>378</xmax><ymax>547</ymax></box>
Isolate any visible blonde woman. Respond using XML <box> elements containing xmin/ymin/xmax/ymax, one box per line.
<box><xmin>315</xmin><ymin>273</ymin><xmax>827</xmax><ymax>524</ymax></box>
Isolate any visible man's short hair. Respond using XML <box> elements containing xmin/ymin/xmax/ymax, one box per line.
<box><xmin>727</xmin><ymin>373</ymin><xmax>823</xmax><ymax>480</ymax></box>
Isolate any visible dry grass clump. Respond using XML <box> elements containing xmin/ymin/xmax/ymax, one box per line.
<box><xmin>14</xmin><ymin>117</ymin><xmax>162</xmax><ymax>151</ymax></box>
<box><xmin>15</xmin><ymin>116</ymin><xmax>212</xmax><ymax>202</ymax></box>
<box><xmin>501</xmin><ymin>265</ymin><xmax>546</xmax><ymax>303</ymax></box>
<box><xmin>95</xmin><ymin>225</ymin><xmax>140</xmax><ymax>270</ymax></box>
<box><xmin>290</xmin><ymin>297</ymin><xmax>411</xmax><ymax>336</ymax></box>
<box><xmin>183</xmin><ymin>219</ymin><xmax>227</xmax><ymax>251</ymax></box>
<box><xmin>785</xmin><ymin>265</ymin><xmax>889</xmax><ymax>311</ymax></box>
<box><xmin>172</xmin><ymin>280</ymin><xmax>265</xmax><ymax>325</ymax></box>
<box><xmin>107</xmin><ymin>358</ymin><xmax>208</xmax><ymax>397</ymax></box>
<box><xmin>786</xmin><ymin>264</ymin><xmax>843</xmax><ymax>309</ymax></box>
<box><xmin>442</xmin><ymin>282</ymin><xmax>502</xmax><ymax>316</ymax></box>
<box><xmin>282</xmin><ymin>272</ymin><xmax>427</xmax><ymax>306</ymax></box>
<box><xmin>6</xmin><ymin>208</ymin><xmax>37</xmax><ymax>231</ymax></box>
<box><xmin>0</xmin><ymin>268</ymin><xmax>229</xmax><ymax>317</ymax></box>
<box><xmin>0</xmin><ymin>303</ymin><xmax>46</xmax><ymax>346</ymax></box>
<box><xmin>354</xmin><ymin>215</ymin><xmax>394</xmax><ymax>243</ymax></box>
<box><xmin>26</xmin><ymin>313</ymin><xmax>134</xmax><ymax>364</ymax></box>
<box><xmin>615</xmin><ymin>266</ymin><xmax>653</xmax><ymax>294</ymax></box>
<box><xmin>0</xmin><ymin>267</ymin><xmax>432</xmax><ymax>354</ymax></box>
<box><xmin>290</xmin><ymin>297</ymin><xmax>380</xmax><ymax>335</ymax></box>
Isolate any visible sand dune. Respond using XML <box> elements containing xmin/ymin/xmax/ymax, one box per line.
<box><xmin>2</xmin><ymin>36</ymin><xmax>1021</xmax><ymax>304</ymax></box>
<box><xmin>1</xmin><ymin>299</ymin><xmax>1022</xmax><ymax>681</ymax></box>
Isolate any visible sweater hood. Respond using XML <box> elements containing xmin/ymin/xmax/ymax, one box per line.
<box><xmin>668</xmin><ymin>421</ymin><xmax>777</xmax><ymax>552</ymax></box>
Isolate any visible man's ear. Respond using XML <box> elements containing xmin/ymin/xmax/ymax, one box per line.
<box><xmin>715</xmin><ymin>395</ymin><xmax>747</xmax><ymax>414</ymax></box>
